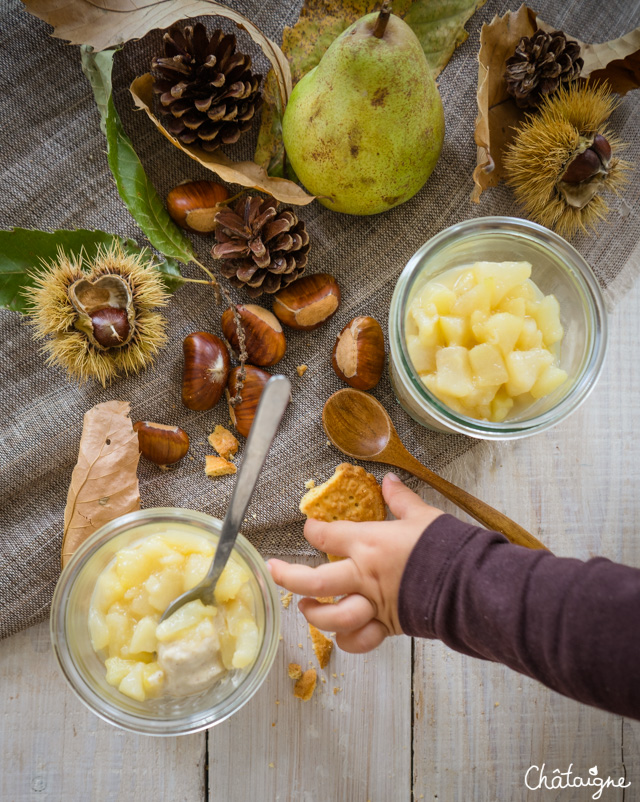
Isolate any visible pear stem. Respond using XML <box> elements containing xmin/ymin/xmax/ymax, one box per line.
<box><xmin>373</xmin><ymin>1</ymin><xmax>392</xmax><ymax>38</ymax></box>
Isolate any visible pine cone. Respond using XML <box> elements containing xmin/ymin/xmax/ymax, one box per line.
<box><xmin>151</xmin><ymin>23</ymin><xmax>262</xmax><ymax>152</ymax></box>
<box><xmin>212</xmin><ymin>197</ymin><xmax>310</xmax><ymax>297</ymax></box>
<box><xmin>505</xmin><ymin>30</ymin><xmax>583</xmax><ymax>109</ymax></box>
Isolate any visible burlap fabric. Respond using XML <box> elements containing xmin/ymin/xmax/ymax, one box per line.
<box><xmin>1</xmin><ymin>0</ymin><xmax>639</xmax><ymax>640</ymax></box>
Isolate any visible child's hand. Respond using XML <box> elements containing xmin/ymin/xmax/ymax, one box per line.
<box><xmin>267</xmin><ymin>474</ymin><xmax>443</xmax><ymax>654</ymax></box>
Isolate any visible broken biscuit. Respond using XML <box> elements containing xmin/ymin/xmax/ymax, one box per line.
<box><xmin>208</xmin><ymin>425</ymin><xmax>239</xmax><ymax>461</ymax></box>
<box><xmin>288</xmin><ymin>662</ymin><xmax>303</xmax><ymax>680</ymax></box>
<box><xmin>294</xmin><ymin>668</ymin><xmax>317</xmax><ymax>701</ymax></box>
<box><xmin>299</xmin><ymin>463</ymin><xmax>385</xmax><ymax>524</ymax></box>
<box><xmin>309</xmin><ymin>624</ymin><xmax>333</xmax><ymax>669</ymax></box>
<box><xmin>205</xmin><ymin>455</ymin><xmax>237</xmax><ymax>477</ymax></box>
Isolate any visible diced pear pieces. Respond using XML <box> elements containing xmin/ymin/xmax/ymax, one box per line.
<box><xmin>118</xmin><ymin>662</ymin><xmax>146</xmax><ymax>702</ymax></box>
<box><xmin>531</xmin><ymin>365</ymin><xmax>568</xmax><ymax>399</ymax></box>
<box><xmin>469</xmin><ymin>344</ymin><xmax>508</xmax><ymax>387</ymax></box>
<box><xmin>129</xmin><ymin>615</ymin><xmax>158</xmax><ymax>654</ymax></box>
<box><xmin>144</xmin><ymin>569</ymin><xmax>184</xmax><ymax>613</ymax></box>
<box><xmin>105</xmin><ymin>657</ymin><xmax>135</xmax><ymax>687</ymax></box>
<box><xmin>439</xmin><ymin>315</ymin><xmax>470</xmax><ymax>347</ymax></box>
<box><xmin>435</xmin><ymin>347</ymin><xmax>473</xmax><ymax>398</ymax></box>
<box><xmin>89</xmin><ymin>528</ymin><xmax>260</xmax><ymax>703</ymax></box>
<box><xmin>531</xmin><ymin>295</ymin><xmax>563</xmax><ymax>345</ymax></box>
<box><xmin>473</xmin><ymin>260</ymin><xmax>531</xmax><ymax>305</ymax></box>
<box><xmin>474</xmin><ymin>312</ymin><xmax>524</xmax><ymax>357</ymax></box>
<box><xmin>406</xmin><ymin>260</ymin><xmax>567</xmax><ymax>421</ymax></box>
<box><xmin>156</xmin><ymin>599</ymin><xmax>216</xmax><ymax>643</ymax></box>
<box><xmin>505</xmin><ymin>349</ymin><xmax>554</xmax><ymax>396</ymax></box>
<box><xmin>215</xmin><ymin>559</ymin><xmax>251</xmax><ymax>604</ymax></box>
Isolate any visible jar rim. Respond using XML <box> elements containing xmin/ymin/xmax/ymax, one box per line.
<box><xmin>389</xmin><ymin>216</ymin><xmax>608</xmax><ymax>439</ymax></box>
<box><xmin>50</xmin><ymin>507</ymin><xmax>281</xmax><ymax>735</ymax></box>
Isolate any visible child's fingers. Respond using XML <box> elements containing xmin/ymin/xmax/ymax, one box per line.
<box><xmin>336</xmin><ymin>619</ymin><xmax>388</xmax><ymax>654</ymax></box>
<box><xmin>303</xmin><ymin>518</ymin><xmax>364</xmax><ymax>558</ymax></box>
<box><xmin>298</xmin><ymin>593</ymin><xmax>375</xmax><ymax>633</ymax></box>
<box><xmin>382</xmin><ymin>473</ymin><xmax>438</xmax><ymax>521</ymax></box>
<box><xmin>267</xmin><ymin>557</ymin><xmax>359</xmax><ymax>597</ymax></box>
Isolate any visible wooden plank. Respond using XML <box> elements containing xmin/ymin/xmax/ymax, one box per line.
<box><xmin>412</xmin><ymin>280</ymin><xmax>640</xmax><ymax>800</ymax></box>
<box><xmin>207</xmin><ymin>558</ymin><xmax>413</xmax><ymax>802</ymax></box>
<box><xmin>0</xmin><ymin>621</ymin><xmax>206</xmax><ymax>802</ymax></box>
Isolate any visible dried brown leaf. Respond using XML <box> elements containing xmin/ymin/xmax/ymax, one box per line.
<box><xmin>62</xmin><ymin>400</ymin><xmax>140</xmax><ymax>567</ymax></box>
<box><xmin>131</xmin><ymin>73</ymin><xmax>314</xmax><ymax>205</ymax></box>
<box><xmin>472</xmin><ymin>5</ymin><xmax>536</xmax><ymax>202</ymax></box>
<box><xmin>24</xmin><ymin>0</ymin><xmax>292</xmax><ymax>109</ymax></box>
<box><xmin>579</xmin><ymin>28</ymin><xmax>640</xmax><ymax>96</ymax></box>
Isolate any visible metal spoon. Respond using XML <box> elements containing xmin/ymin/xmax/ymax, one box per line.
<box><xmin>160</xmin><ymin>374</ymin><xmax>291</xmax><ymax>622</ymax></box>
<box><xmin>322</xmin><ymin>387</ymin><xmax>549</xmax><ymax>552</ymax></box>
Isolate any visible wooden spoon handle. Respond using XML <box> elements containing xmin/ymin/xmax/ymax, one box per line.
<box><xmin>395</xmin><ymin>453</ymin><xmax>550</xmax><ymax>552</ymax></box>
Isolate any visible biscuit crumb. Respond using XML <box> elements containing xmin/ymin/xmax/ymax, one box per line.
<box><xmin>321</xmin><ymin>676</ymin><xmax>327</xmax><ymax>683</ymax></box>
<box><xmin>281</xmin><ymin>592</ymin><xmax>293</xmax><ymax>609</ymax></box>
<box><xmin>333</xmin><ymin>687</ymin><xmax>342</xmax><ymax>694</ymax></box>
<box><xmin>316</xmin><ymin>596</ymin><xmax>335</xmax><ymax>604</ymax></box>
<box><xmin>275</xmin><ymin>700</ymin><xmax>280</xmax><ymax>705</ymax></box>
<box><xmin>494</xmin><ymin>702</ymin><xmax>500</xmax><ymax>707</ymax></box>
<box><xmin>298</xmin><ymin>643</ymin><xmax>303</xmax><ymax>648</ymax></box>
<box><xmin>279</xmin><ymin>635</ymin><xmax>284</xmax><ymax>641</ymax></box>
<box><xmin>294</xmin><ymin>669</ymin><xmax>317</xmax><ymax>701</ymax></box>
<box><xmin>304</xmin><ymin>479</ymin><xmax>316</xmax><ymax>490</ymax></box>
<box><xmin>268</xmin><ymin>762</ymin><xmax>275</xmax><ymax>768</ymax></box>
<box><xmin>271</xmin><ymin>722</ymin><xmax>276</xmax><ymax>727</ymax></box>
<box><xmin>205</xmin><ymin>455</ymin><xmax>237</xmax><ymax>477</ymax></box>
<box><xmin>296</xmin><ymin>364</ymin><xmax>308</xmax><ymax>377</ymax></box>
<box><xmin>288</xmin><ymin>662</ymin><xmax>303</xmax><ymax>680</ymax></box>
<box><xmin>208</xmin><ymin>425</ymin><xmax>239</xmax><ymax>461</ymax></box>
<box><xmin>332</xmin><ymin>673</ymin><xmax>337</xmax><ymax>678</ymax></box>
<box><xmin>309</xmin><ymin>624</ymin><xmax>333</xmax><ymax>668</ymax></box>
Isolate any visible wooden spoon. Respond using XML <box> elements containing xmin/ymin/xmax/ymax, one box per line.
<box><xmin>322</xmin><ymin>388</ymin><xmax>549</xmax><ymax>552</ymax></box>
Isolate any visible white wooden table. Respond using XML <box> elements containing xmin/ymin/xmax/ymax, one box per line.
<box><xmin>2</xmin><ymin>279</ymin><xmax>640</xmax><ymax>802</ymax></box>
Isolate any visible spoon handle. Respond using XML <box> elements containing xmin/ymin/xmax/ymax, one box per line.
<box><xmin>207</xmin><ymin>375</ymin><xmax>291</xmax><ymax>587</ymax></box>
<box><xmin>393</xmin><ymin>451</ymin><xmax>550</xmax><ymax>552</ymax></box>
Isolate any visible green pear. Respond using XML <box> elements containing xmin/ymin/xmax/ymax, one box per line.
<box><xmin>282</xmin><ymin>5</ymin><xmax>445</xmax><ymax>216</ymax></box>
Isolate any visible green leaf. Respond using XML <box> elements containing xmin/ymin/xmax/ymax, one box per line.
<box><xmin>0</xmin><ymin>228</ymin><xmax>136</xmax><ymax>313</ymax></box>
<box><xmin>154</xmin><ymin>256</ymin><xmax>186</xmax><ymax>292</ymax></box>
<box><xmin>80</xmin><ymin>47</ymin><xmax>195</xmax><ymax>266</ymax></box>
<box><xmin>404</xmin><ymin>0</ymin><xmax>487</xmax><ymax>77</ymax></box>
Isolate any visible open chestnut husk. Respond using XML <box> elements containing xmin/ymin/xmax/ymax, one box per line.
<box><xmin>182</xmin><ymin>332</ymin><xmax>230</xmax><ymax>411</ymax></box>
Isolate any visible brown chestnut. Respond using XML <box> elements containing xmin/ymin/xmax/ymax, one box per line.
<box><xmin>221</xmin><ymin>304</ymin><xmax>286</xmax><ymax>367</ymax></box>
<box><xmin>182</xmin><ymin>332</ymin><xmax>230</xmax><ymax>411</ymax></box>
<box><xmin>272</xmin><ymin>273</ymin><xmax>340</xmax><ymax>331</ymax></box>
<box><xmin>90</xmin><ymin>307</ymin><xmax>130</xmax><ymax>349</ymax></box>
<box><xmin>561</xmin><ymin>147</ymin><xmax>603</xmax><ymax>185</ymax></box>
<box><xmin>227</xmin><ymin>365</ymin><xmax>273</xmax><ymax>438</ymax></box>
<box><xmin>166</xmin><ymin>180</ymin><xmax>230</xmax><ymax>234</ymax></box>
<box><xmin>332</xmin><ymin>316</ymin><xmax>385</xmax><ymax>391</ymax></box>
<box><xmin>133</xmin><ymin>421</ymin><xmax>190</xmax><ymax>466</ymax></box>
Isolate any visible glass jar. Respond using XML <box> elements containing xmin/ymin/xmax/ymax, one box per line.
<box><xmin>388</xmin><ymin>217</ymin><xmax>608</xmax><ymax>439</ymax></box>
<box><xmin>50</xmin><ymin>508</ymin><xmax>280</xmax><ymax>736</ymax></box>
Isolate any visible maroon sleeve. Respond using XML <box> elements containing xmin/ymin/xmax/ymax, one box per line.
<box><xmin>398</xmin><ymin>514</ymin><xmax>640</xmax><ymax>719</ymax></box>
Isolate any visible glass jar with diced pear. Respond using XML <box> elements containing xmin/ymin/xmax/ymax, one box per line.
<box><xmin>388</xmin><ymin>218</ymin><xmax>608</xmax><ymax>439</ymax></box>
<box><xmin>50</xmin><ymin>508</ymin><xmax>280</xmax><ymax>735</ymax></box>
